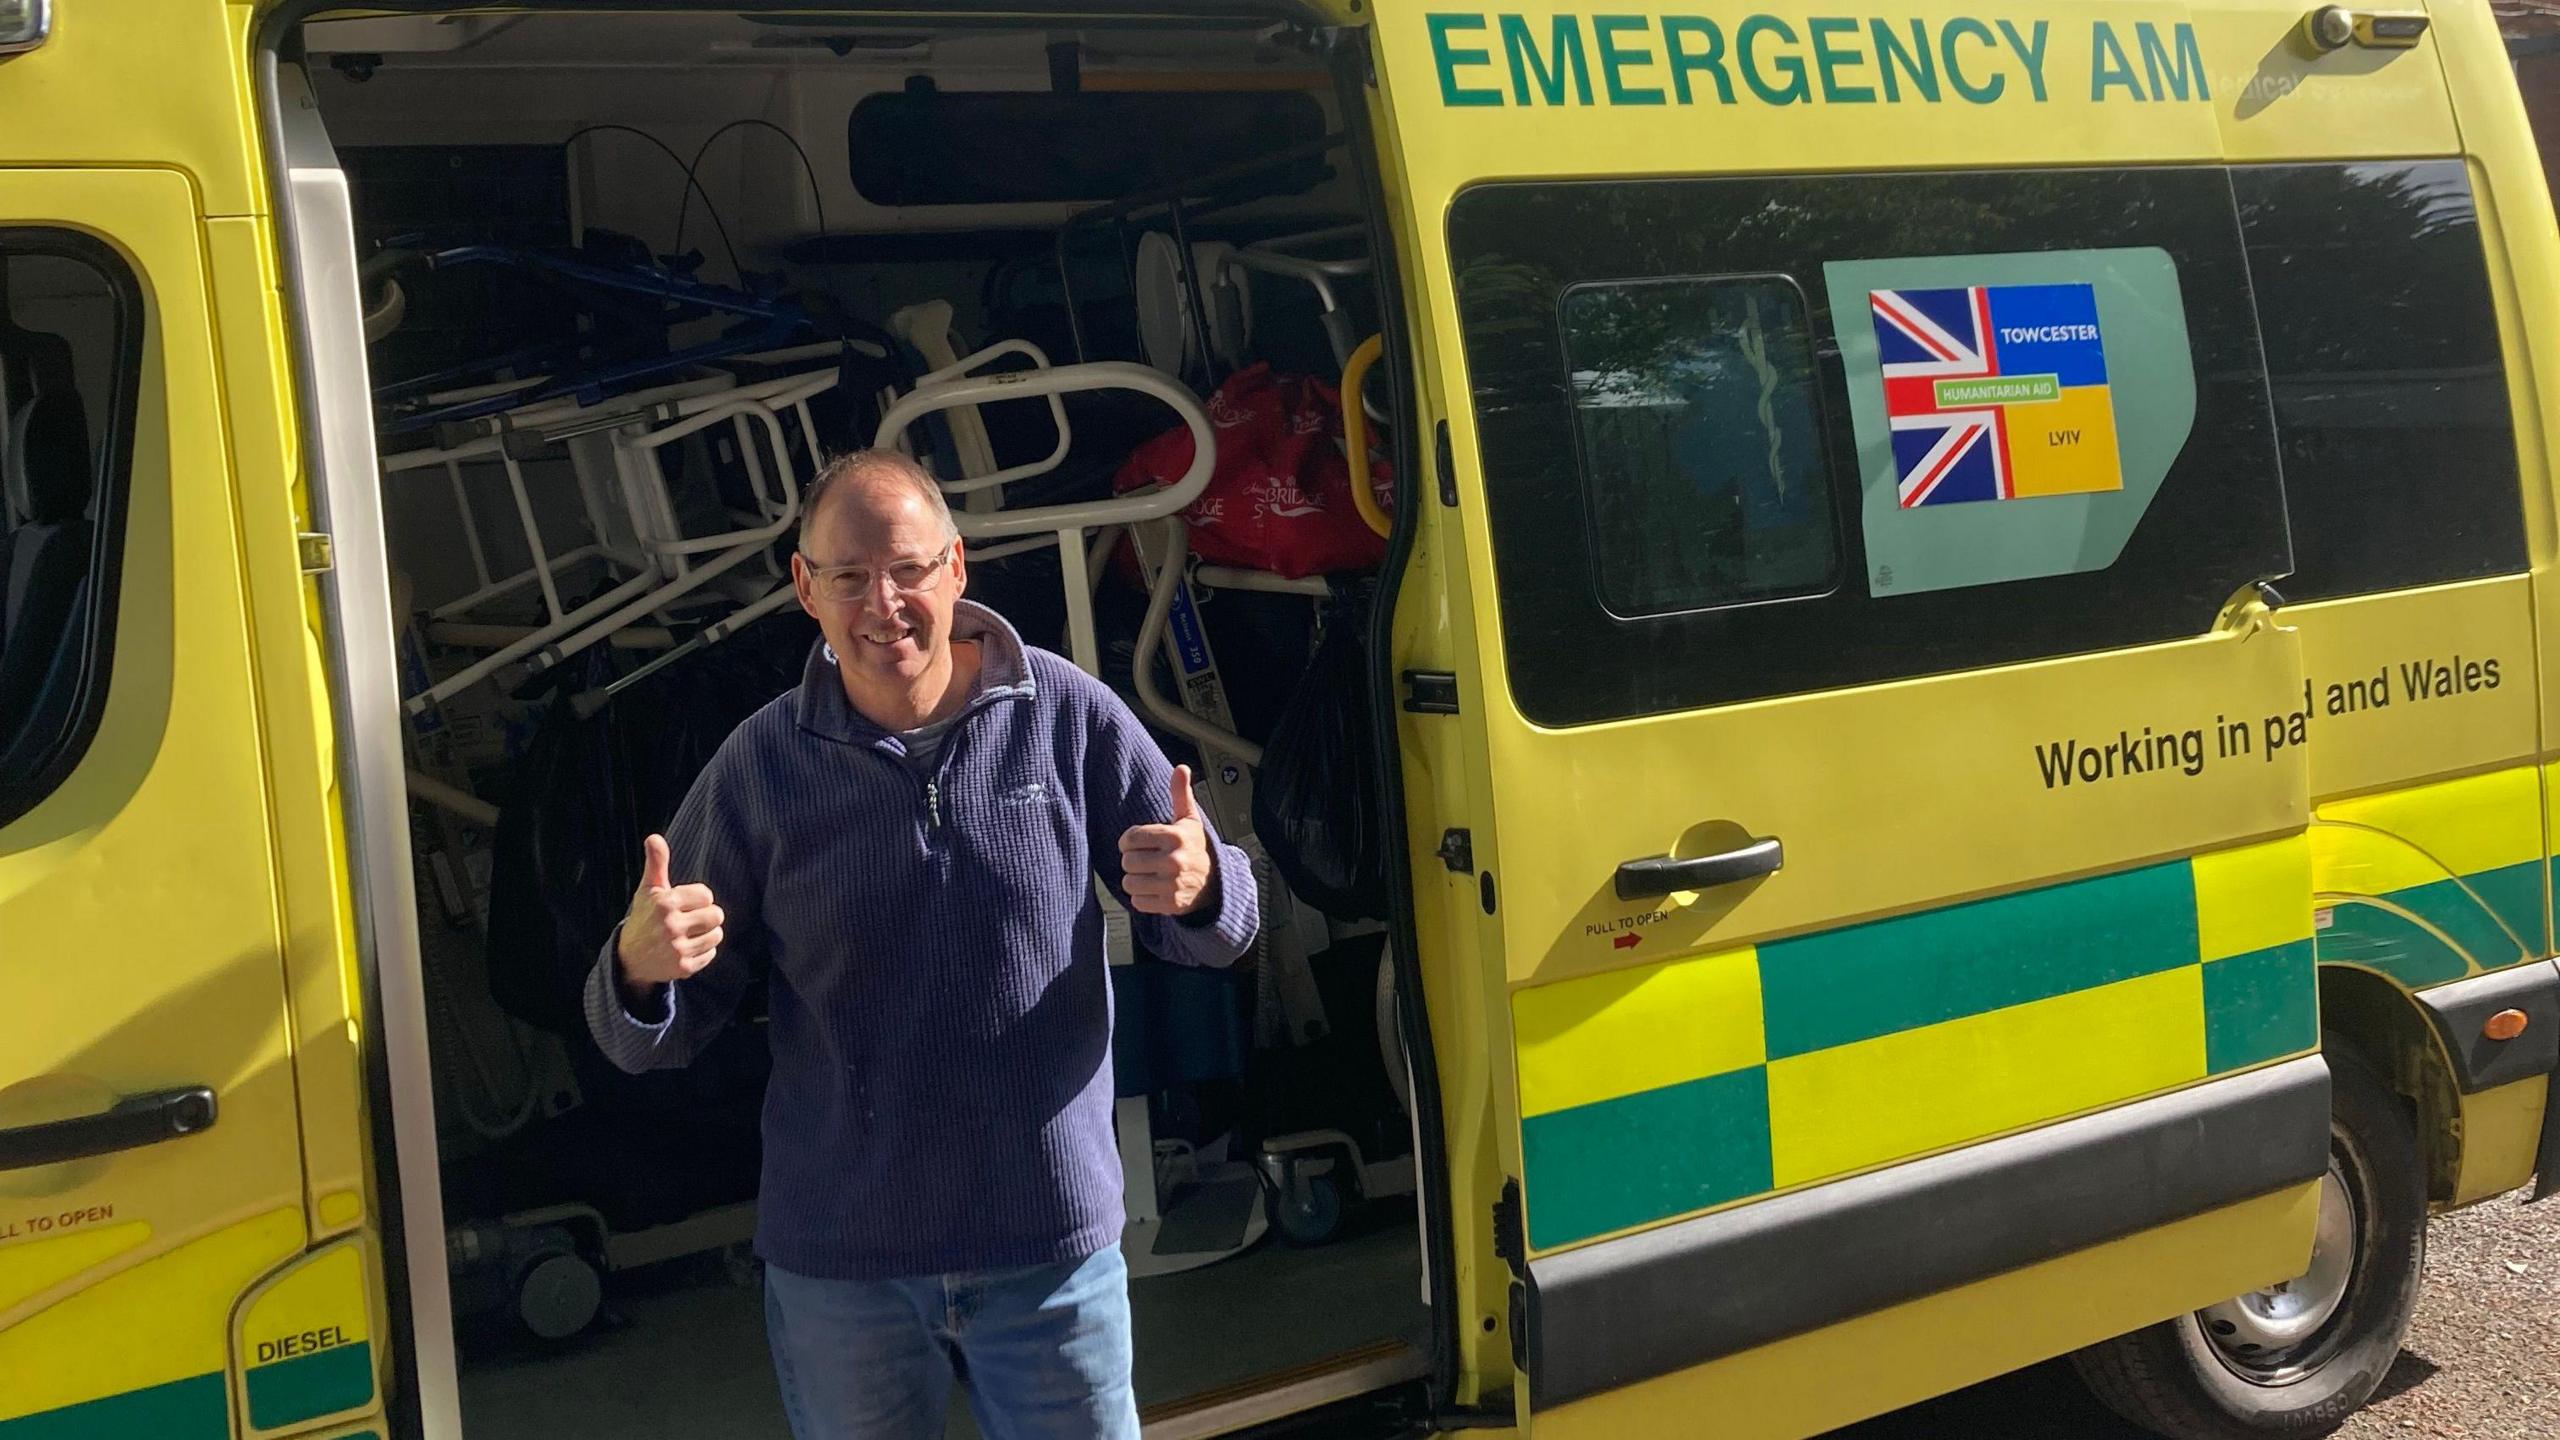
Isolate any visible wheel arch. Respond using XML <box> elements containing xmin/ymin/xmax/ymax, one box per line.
<box><xmin>2317</xmin><ymin>964</ymin><xmax>2463</xmax><ymax>1205</ymax></box>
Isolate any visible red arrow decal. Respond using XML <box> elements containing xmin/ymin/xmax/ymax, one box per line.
<box><xmin>1613</xmin><ymin>933</ymin><xmax>1641</xmax><ymax>950</ymax></box>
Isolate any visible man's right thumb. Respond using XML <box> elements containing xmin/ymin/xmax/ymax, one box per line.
<box><xmin>642</xmin><ymin>834</ymin><xmax>672</xmax><ymax>892</ymax></box>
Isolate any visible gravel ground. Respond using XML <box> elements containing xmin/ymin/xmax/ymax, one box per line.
<box><xmin>1827</xmin><ymin>1191</ymin><xmax>2560</xmax><ymax>1439</ymax></box>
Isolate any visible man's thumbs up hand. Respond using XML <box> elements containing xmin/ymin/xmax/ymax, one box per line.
<box><xmin>1120</xmin><ymin>765</ymin><xmax>1214</xmax><ymax>917</ymax></box>
<box><xmin>617</xmin><ymin>833</ymin><xmax>725</xmax><ymax>992</ymax></box>
<box><xmin>642</xmin><ymin>832</ymin><xmax>673</xmax><ymax>893</ymax></box>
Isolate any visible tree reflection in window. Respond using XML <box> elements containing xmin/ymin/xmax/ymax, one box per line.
<box><xmin>1560</xmin><ymin>276</ymin><xmax>1840</xmax><ymax>617</ymax></box>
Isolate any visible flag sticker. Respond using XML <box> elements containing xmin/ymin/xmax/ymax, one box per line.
<box><xmin>1869</xmin><ymin>282</ymin><xmax>2124</xmax><ymax>507</ymax></box>
<box><xmin>1826</xmin><ymin>246</ymin><xmax>2196</xmax><ymax>599</ymax></box>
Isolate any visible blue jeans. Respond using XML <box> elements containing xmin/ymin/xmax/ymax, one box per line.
<box><xmin>763</xmin><ymin>1245</ymin><xmax>1140</xmax><ymax>1440</ymax></box>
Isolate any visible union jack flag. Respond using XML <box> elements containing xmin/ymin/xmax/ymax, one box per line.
<box><xmin>1870</xmin><ymin>286</ymin><xmax>2009</xmax><ymax>508</ymax></box>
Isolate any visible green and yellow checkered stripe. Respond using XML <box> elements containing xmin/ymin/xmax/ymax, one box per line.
<box><xmin>1512</xmin><ymin>838</ymin><xmax>2318</xmax><ymax>1253</ymax></box>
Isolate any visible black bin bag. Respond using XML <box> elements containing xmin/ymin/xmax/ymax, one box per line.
<box><xmin>1250</xmin><ymin>591</ymin><xmax>1389</xmax><ymax>922</ymax></box>
<box><xmin>483</xmin><ymin>614</ymin><xmax>811</xmax><ymax>1038</ymax></box>
<box><xmin>481</xmin><ymin>644</ymin><xmax>636</xmax><ymax>1041</ymax></box>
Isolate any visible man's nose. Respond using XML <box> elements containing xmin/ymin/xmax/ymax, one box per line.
<box><xmin>856</xmin><ymin>572</ymin><xmax>904</xmax><ymax>615</ymax></box>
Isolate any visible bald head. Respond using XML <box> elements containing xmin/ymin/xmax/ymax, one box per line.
<box><xmin>801</xmin><ymin>449</ymin><xmax>959</xmax><ymax>545</ymax></box>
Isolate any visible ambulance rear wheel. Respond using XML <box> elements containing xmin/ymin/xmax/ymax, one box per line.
<box><xmin>2069</xmin><ymin>1047</ymin><xmax>2424</xmax><ymax>1440</ymax></box>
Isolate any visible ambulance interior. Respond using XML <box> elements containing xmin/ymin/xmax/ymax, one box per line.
<box><xmin>295</xmin><ymin>10</ymin><xmax>1430</xmax><ymax>1436</ymax></box>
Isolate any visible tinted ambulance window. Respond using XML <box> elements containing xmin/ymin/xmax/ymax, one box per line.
<box><xmin>0</xmin><ymin>235</ymin><xmax>138</xmax><ymax>825</ymax></box>
<box><xmin>1559</xmin><ymin>276</ymin><xmax>1840</xmax><ymax>616</ymax></box>
<box><xmin>2233</xmin><ymin>161</ymin><xmax>2525</xmax><ymax>602</ymax></box>
<box><xmin>1452</xmin><ymin>169</ymin><xmax>2290</xmax><ymax>726</ymax></box>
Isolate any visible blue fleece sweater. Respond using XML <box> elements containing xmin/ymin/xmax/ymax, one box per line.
<box><xmin>583</xmin><ymin>601</ymin><xmax>1259</xmax><ymax>1280</ymax></box>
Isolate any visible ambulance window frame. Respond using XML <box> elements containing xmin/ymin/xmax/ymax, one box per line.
<box><xmin>0</xmin><ymin>230</ymin><xmax>140</xmax><ymax>830</ymax></box>
<box><xmin>2232</xmin><ymin>159</ymin><xmax>2528</xmax><ymax>602</ymax></box>
<box><xmin>1448</xmin><ymin>166</ymin><xmax>2293</xmax><ymax>728</ymax></box>
<box><xmin>1554</xmin><ymin>270</ymin><xmax>1847</xmax><ymax>618</ymax></box>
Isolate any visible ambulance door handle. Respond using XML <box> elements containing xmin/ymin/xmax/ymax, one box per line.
<box><xmin>0</xmin><ymin>1086</ymin><xmax>218</xmax><ymax>1171</ymax></box>
<box><xmin>1614</xmin><ymin>837</ymin><xmax>1785</xmax><ymax>900</ymax></box>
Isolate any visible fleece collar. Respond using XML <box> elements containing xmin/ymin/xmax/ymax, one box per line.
<box><xmin>792</xmin><ymin>598</ymin><xmax>1035</xmax><ymax>747</ymax></box>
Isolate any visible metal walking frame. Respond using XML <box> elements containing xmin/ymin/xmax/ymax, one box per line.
<box><xmin>873</xmin><ymin>342</ymin><xmax>1213</xmax><ymax>674</ymax></box>
<box><xmin>870</xmin><ymin>311</ymin><xmax>1414</xmax><ymax>1270</ymax></box>
<box><xmin>1228</xmin><ymin>222</ymin><xmax>1378</xmax><ymax>373</ymax></box>
<box><xmin>363</xmin><ymin>237</ymin><xmax>892</xmax><ymax>722</ymax></box>
<box><xmin>878</xmin><ymin>343</ymin><xmax>1315</xmax><ymax>1277</ymax></box>
<box><xmin>380</xmin><ymin>373</ymin><xmax>733</xmax><ymax>635</ymax></box>
<box><xmin>381</xmin><ymin>357</ymin><xmax>853</xmax><ymax>718</ymax></box>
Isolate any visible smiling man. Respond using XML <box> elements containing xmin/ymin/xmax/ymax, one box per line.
<box><xmin>584</xmin><ymin>449</ymin><xmax>1259</xmax><ymax>1440</ymax></box>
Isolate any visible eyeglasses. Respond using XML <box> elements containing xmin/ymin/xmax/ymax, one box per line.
<box><xmin>799</xmin><ymin>544</ymin><xmax>954</xmax><ymax>603</ymax></box>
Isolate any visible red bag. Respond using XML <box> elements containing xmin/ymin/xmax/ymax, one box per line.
<box><xmin>1112</xmin><ymin>363</ymin><xmax>1393</xmax><ymax>579</ymax></box>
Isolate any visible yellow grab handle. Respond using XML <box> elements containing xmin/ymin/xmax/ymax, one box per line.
<box><xmin>1341</xmin><ymin>334</ymin><xmax>1393</xmax><ymax>540</ymax></box>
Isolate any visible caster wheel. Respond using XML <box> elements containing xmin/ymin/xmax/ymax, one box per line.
<box><xmin>720</xmin><ymin>1241</ymin><xmax>763</xmax><ymax>1290</ymax></box>
<box><xmin>517</xmin><ymin>1250</ymin><xmax>603</xmax><ymax>1342</ymax></box>
<box><xmin>1271</xmin><ymin>1168</ymin><xmax>1346</xmax><ymax>1247</ymax></box>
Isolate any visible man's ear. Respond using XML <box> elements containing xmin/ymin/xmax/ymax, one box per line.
<box><xmin>791</xmin><ymin>551</ymin><xmax>823</xmax><ymax>622</ymax></box>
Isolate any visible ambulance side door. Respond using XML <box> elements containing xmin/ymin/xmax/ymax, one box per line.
<box><xmin>0</xmin><ymin>169</ymin><xmax>349</xmax><ymax>1436</ymax></box>
<box><xmin>1366</xmin><ymin>3</ymin><xmax>2332</xmax><ymax>1434</ymax></box>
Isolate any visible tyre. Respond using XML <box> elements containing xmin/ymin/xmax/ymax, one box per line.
<box><xmin>2071</xmin><ymin>1046</ymin><xmax>2426</xmax><ymax>1439</ymax></box>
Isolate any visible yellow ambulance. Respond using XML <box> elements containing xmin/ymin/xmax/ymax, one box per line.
<box><xmin>2</xmin><ymin>0</ymin><xmax>2556</xmax><ymax>1437</ymax></box>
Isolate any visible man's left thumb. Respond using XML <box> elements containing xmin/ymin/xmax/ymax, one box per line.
<box><xmin>1169</xmin><ymin>765</ymin><xmax>1201</xmax><ymax>824</ymax></box>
